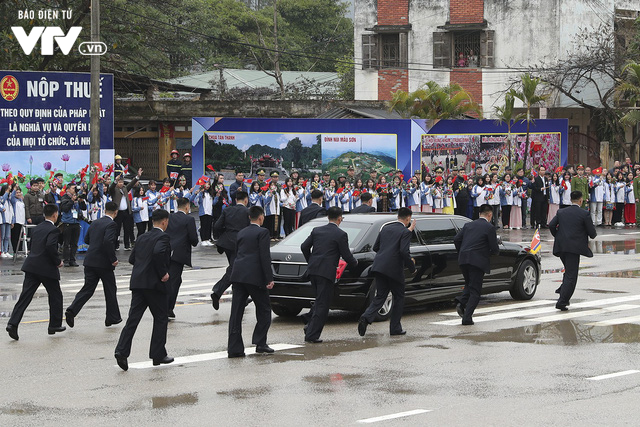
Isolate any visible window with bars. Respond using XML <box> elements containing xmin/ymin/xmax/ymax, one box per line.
<box><xmin>454</xmin><ymin>32</ymin><xmax>481</xmax><ymax>68</ymax></box>
<box><xmin>381</xmin><ymin>34</ymin><xmax>400</xmax><ymax>68</ymax></box>
<box><xmin>433</xmin><ymin>30</ymin><xmax>494</xmax><ymax>69</ymax></box>
<box><xmin>362</xmin><ymin>32</ymin><xmax>408</xmax><ymax>70</ymax></box>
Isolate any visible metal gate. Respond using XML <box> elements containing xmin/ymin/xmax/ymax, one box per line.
<box><xmin>114</xmin><ymin>137</ymin><xmax>159</xmax><ymax>180</ymax></box>
<box><xmin>568</xmin><ymin>132</ymin><xmax>600</xmax><ymax>167</ymax></box>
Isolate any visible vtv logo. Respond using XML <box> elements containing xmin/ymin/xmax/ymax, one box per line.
<box><xmin>11</xmin><ymin>26</ymin><xmax>83</xmax><ymax>55</ymax></box>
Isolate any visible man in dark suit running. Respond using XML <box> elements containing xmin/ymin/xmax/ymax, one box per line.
<box><xmin>114</xmin><ymin>209</ymin><xmax>173</xmax><ymax>371</ymax></box>
<box><xmin>166</xmin><ymin>198</ymin><xmax>199</xmax><ymax>319</ymax></box>
<box><xmin>549</xmin><ymin>190</ymin><xmax>597</xmax><ymax>311</ymax></box>
<box><xmin>65</xmin><ymin>202</ymin><xmax>121</xmax><ymax>328</ymax></box>
<box><xmin>6</xmin><ymin>204</ymin><xmax>65</xmax><ymax>340</ymax></box>
<box><xmin>227</xmin><ymin>206</ymin><xmax>275</xmax><ymax>358</ymax></box>
<box><xmin>358</xmin><ymin>207</ymin><xmax>416</xmax><ymax>336</ymax></box>
<box><xmin>301</xmin><ymin>207</ymin><xmax>357</xmax><ymax>343</ymax></box>
<box><xmin>454</xmin><ymin>204</ymin><xmax>500</xmax><ymax>325</ymax></box>
<box><xmin>298</xmin><ymin>190</ymin><xmax>326</xmax><ymax>227</ymax></box>
<box><xmin>351</xmin><ymin>192</ymin><xmax>376</xmax><ymax>214</ymax></box>
<box><xmin>211</xmin><ymin>191</ymin><xmax>250</xmax><ymax>310</ymax></box>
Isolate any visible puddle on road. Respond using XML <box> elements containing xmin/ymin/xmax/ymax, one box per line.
<box><xmin>217</xmin><ymin>387</ymin><xmax>271</xmax><ymax>400</ymax></box>
<box><xmin>591</xmin><ymin>240</ymin><xmax>640</xmax><ymax>255</ymax></box>
<box><xmin>453</xmin><ymin>321</ymin><xmax>640</xmax><ymax>345</ymax></box>
<box><xmin>581</xmin><ymin>269</ymin><xmax>640</xmax><ymax>278</ymax></box>
<box><xmin>418</xmin><ymin>344</ymin><xmax>450</xmax><ymax>350</ymax></box>
<box><xmin>152</xmin><ymin>392</ymin><xmax>198</xmax><ymax>409</ymax></box>
<box><xmin>584</xmin><ymin>288</ymin><xmax>628</xmax><ymax>294</ymax></box>
<box><xmin>303</xmin><ymin>370</ymin><xmax>418</xmax><ymax>395</ymax></box>
<box><xmin>542</xmin><ymin>266</ymin><xmax>592</xmax><ymax>274</ymax></box>
<box><xmin>0</xmin><ymin>402</ymin><xmax>48</xmax><ymax>416</ymax></box>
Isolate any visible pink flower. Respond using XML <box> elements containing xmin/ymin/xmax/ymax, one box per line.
<box><xmin>61</xmin><ymin>154</ymin><xmax>70</xmax><ymax>162</ymax></box>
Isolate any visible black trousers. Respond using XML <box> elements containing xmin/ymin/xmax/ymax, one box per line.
<box><xmin>361</xmin><ymin>273</ymin><xmax>405</xmax><ymax>334</ymax></box>
<box><xmin>613</xmin><ymin>203</ymin><xmax>625</xmax><ymax>224</ymax></box>
<box><xmin>8</xmin><ymin>272</ymin><xmax>62</xmax><ymax>328</ymax></box>
<box><xmin>115</xmin><ymin>289</ymin><xmax>168</xmax><ymax>360</ymax></box>
<box><xmin>501</xmin><ymin>205</ymin><xmax>511</xmax><ymax>227</ymax></box>
<box><xmin>521</xmin><ymin>202</ymin><xmax>528</xmax><ymax>227</ymax></box>
<box><xmin>136</xmin><ymin>222</ymin><xmax>147</xmax><ymax>238</ymax></box>
<box><xmin>304</xmin><ymin>275</ymin><xmax>334</xmax><ymax>341</ymax></box>
<box><xmin>558</xmin><ymin>252</ymin><xmax>580</xmax><ymax>307</ymax></box>
<box><xmin>115</xmin><ymin>209</ymin><xmax>134</xmax><ymax>248</ymax></box>
<box><xmin>455</xmin><ymin>264</ymin><xmax>485</xmax><ymax>322</ymax></box>
<box><xmin>67</xmin><ymin>266</ymin><xmax>121</xmax><ymax>323</ymax></box>
<box><xmin>227</xmin><ymin>282</ymin><xmax>272</xmax><ymax>355</ymax></box>
<box><xmin>282</xmin><ymin>208</ymin><xmax>295</xmax><ymax>236</ymax></box>
<box><xmin>11</xmin><ymin>224</ymin><xmax>23</xmax><ymax>253</ymax></box>
<box><xmin>62</xmin><ymin>223</ymin><xmax>80</xmax><ymax>264</ymax></box>
<box><xmin>167</xmin><ymin>261</ymin><xmax>184</xmax><ymax>312</ymax></box>
<box><xmin>532</xmin><ymin>199</ymin><xmax>548</xmax><ymax>227</ymax></box>
<box><xmin>212</xmin><ymin>249</ymin><xmax>235</xmax><ymax>298</ymax></box>
<box><xmin>491</xmin><ymin>205</ymin><xmax>500</xmax><ymax>227</ymax></box>
<box><xmin>472</xmin><ymin>206</ymin><xmax>480</xmax><ymax>220</ymax></box>
<box><xmin>455</xmin><ymin>198</ymin><xmax>468</xmax><ymax>217</ymax></box>
<box><xmin>264</xmin><ymin>214</ymin><xmax>280</xmax><ymax>239</ymax></box>
<box><xmin>200</xmin><ymin>214</ymin><xmax>213</xmax><ymax>242</ymax></box>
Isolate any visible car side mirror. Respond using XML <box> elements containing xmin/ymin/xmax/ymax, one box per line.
<box><xmin>497</xmin><ymin>235</ymin><xmax>503</xmax><ymax>245</ymax></box>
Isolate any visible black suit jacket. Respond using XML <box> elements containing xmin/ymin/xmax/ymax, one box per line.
<box><xmin>549</xmin><ymin>204</ymin><xmax>597</xmax><ymax>257</ymax></box>
<box><xmin>454</xmin><ymin>218</ymin><xmax>499</xmax><ymax>274</ymax></box>
<box><xmin>166</xmin><ymin>211</ymin><xmax>198</xmax><ymax>266</ymax></box>
<box><xmin>532</xmin><ymin>176</ymin><xmax>549</xmax><ymax>203</ymax></box>
<box><xmin>301</xmin><ymin>222</ymin><xmax>357</xmax><ymax>281</ymax></box>
<box><xmin>230</xmin><ymin>224</ymin><xmax>273</xmax><ymax>287</ymax></box>
<box><xmin>298</xmin><ymin>203</ymin><xmax>327</xmax><ymax>227</ymax></box>
<box><xmin>351</xmin><ymin>204</ymin><xmax>376</xmax><ymax>214</ymax></box>
<box><xmin>214</xmin><ymin>204</ymin><xmax>250</xmax><ymax>252</ymax></box>
<box><xmin>128</xmin><ymin>228</ymin><xmax>171</xmax><ymax>293</ymax></box>
<box><xmin>22</xmin><ymin>220</ymin><xmax>61</xmax><ymax>280</ymax></box>
<box><xmin>371</xmin><ymin>221</ymin><xmax>415</xmax><ymax>283</ymax></box>
<box><xmin>83</xmin><ymin>215</ymin><xmax>118</xmax><ymax>269</ymax></box>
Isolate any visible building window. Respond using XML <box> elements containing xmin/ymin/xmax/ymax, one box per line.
<box><xmin>362</xmin><ymin>32</ymin><xmax>408</xmax><ymax>70</ymax></box>
<box><xmin>454</xmin><ymin>32</ymin><xmax>481</xmax><ymax>68</ymax></box>
<box><xmin>381</xmin><ymin>34</ymin><xmax>400</xmax><ymax>68</ymax></box>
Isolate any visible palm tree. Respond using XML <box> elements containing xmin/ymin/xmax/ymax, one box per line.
<box><xmin>388</xmin><ymin>81</ymin><xmax>483</xmax><ymax>120</ymax></box>
<box><xmin>513</xmin><ymin>74</ymin><xmax>549</xmax><ymax>171</ymax></box>
<box><xmin>494</xmin><ymin>90</ymin><xmax>525</xmax><ymax>168</ymax></box>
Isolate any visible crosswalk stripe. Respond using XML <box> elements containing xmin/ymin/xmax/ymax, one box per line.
<box><xmin>441</xmin><ymin>300</ymin><xmax>555</xmax><ymax>316</ymax></box>
<box><xmin>586</xmin><ymin>370</ymin><xmax>640</xmax><ymax>381</ymax></box>
<box><xmin>432</xmin><ymin>295</ymin><xmax>640</xmax><ymax>325</ymax></box>
<box><xmin>524</xmin><ymin>305</ymin><xmax>640</xmax><ymax>323</ymax></box>
<box><xmin>126</xmin><ymin>343</ymin><xmax>302</xmax><ymax>369</ymax></box>
<box><xmin>587</xmin><ymin>314</ymin><xmax>640</xmax><ymax>326</ymax></box>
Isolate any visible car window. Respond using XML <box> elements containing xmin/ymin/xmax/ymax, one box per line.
<box><xmin>416</xmin><ymin>218</ymin><xmax>457</xmax><ymax>245</ymax></box>
<box><xmin>277</xmin><ymin>219</ymin><xmax>370</xmax><ymax>249</ymax></box>
<box><xmin>452</xmin><ymin>217</ymin><xmax>471</xmax><ymax>231</ymax></box>
<box><xmin>410</xmin><ymin>230</ymin><xmax>421</xmax><ymax>246</ymax></box>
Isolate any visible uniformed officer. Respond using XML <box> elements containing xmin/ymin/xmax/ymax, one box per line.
<box><xmin>167</xmin><ymin>150</ymin><xmax>182</xmax><ymax>182</ymax></box>
<box><xmin>181</xmin><ymin>153</ymin><xmax>193</xmax><ymax>188</ymax></box>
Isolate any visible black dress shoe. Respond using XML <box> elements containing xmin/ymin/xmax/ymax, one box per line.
<box><xmin>6</xmin><ymin>324</ymin><xmax>18</xmax><ymax>340</ymax></box>
<box><xmin>305</xmin><ymin>338</ymin><xmax>323</xmax><ymax>343</ymax></box>
<box><xmin>390</xmin><ymin>330</ymin><xmax>407</xmax><ymax>336</ymax></box>
<box><xmin>65</xmin><ymin>310</ymin><xmax>75</xmax><ymax>328</ymax></box>
<box><xmin>555</xmin><ymin>304</ymin><xmax>568</xmax><ymax>311</ymax></box>
<box><xmin>48</xmin><ymin>326</ymin><xmax>66</xmax><ymax>335</ymax></box>
<box><xmin>152</xmin><ymin>356</ymin><xmax>174</xmax><ymax>366</ymax></box>
<box><xmin>456</xmin><ymin>303</ymin><xmax>465</xmax><ymax>318</ymax></box>
<box><xmin>357</xmin><ymin>318</ymin><xmax>368</xmax><ymax>337</ymax></box>
<box><xmin>69</xmin><ymin>262</ymin><xmax>80</xmax><ymax>267</ymax></box>
<box><xmin>114</xmin><ymin>352</ymin><xmax>128</xmax><ymax>371</ymax></box>
<box><xmin>256</xmin><ymin>345</ymin><xmax>275</xmax><ymax>354</ymax></box>
<box><xmin>461</xmin><ymin>319</ymin><xmax>474</xmax><ymax>325</ymax></box>
<box><xmin>211</xmin><ymin>293</ymin><xmax>220</xmax><ymax>310</ymax></box>
<box><xmin>105</xmin><ymin>319</ymin><xmax>122</xmax><ymax>327</ymax></box>
<box><xmin>228</xmin><ymin>352</ymin><xmax>246</xmax><ymax>358</ymax></box>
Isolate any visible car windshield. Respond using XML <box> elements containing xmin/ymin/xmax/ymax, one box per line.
<box><xmin>277</xmin><ymin>219</ymin><xmax>370</xmax><ymax>249</ymax></box>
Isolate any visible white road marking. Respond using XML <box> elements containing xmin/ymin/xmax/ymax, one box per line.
<box><xmin>356</xmin><ymin>409</ymin><xmax>432</xmax><ymax>424</ymax></box>
<box><xmin>524</xmin><ymin>304</ymin><xmax>640</xmax><ymax>323</ymax></box>
<box><xmin>441</xmin><ymin>300</ymin><xmax>554</xmax><ymax>316</ymax></box>
<box><xmin>587</xmin><ymin>314</ymin><xmax>640</xmax><ymax>326</ymax></box>
<box><xmin>126</xmin><ymin>343</ymin><xmax>303</xmax><ymax>369</ymax></box>
<box><xmin>586</xmin><ymin>370</ymin><xmax>640</xmax><ymax>381</ymax></box>
<box><xmin>432</xmin><ymin>295</ymin><xmax>640</xmax><ymax>325</ymax></box>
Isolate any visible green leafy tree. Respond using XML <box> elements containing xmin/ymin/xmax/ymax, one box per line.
<box><xmin>494</xmin><ymin>90</ymin><xmax>526</xmax><ymax>168</ymax></box>
<box><xmin>512</xmin><ymin>74</ymin><xmax>549</xmax><ymax>171</ymax></box>
<box><xmin>388</xmin><ymin>81</ymin><xmax>482</xmax><ymax>120</ymax></box>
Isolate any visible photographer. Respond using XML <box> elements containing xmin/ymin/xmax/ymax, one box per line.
<box><xmin>60</xmin><ymin>185</ymin><xmax>86</xmax><ymax>267</ymax></box>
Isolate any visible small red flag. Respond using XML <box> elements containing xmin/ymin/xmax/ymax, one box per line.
<box><xmin>196</xmin><ymin>176</ymin><xmax>210</xmax><ymax>186</ymax></box>
<box><xmin>555</xmin><ymin>166</ymin><xmax>563</xmax><ymax>174</ymax></box>
<box><xmin>93</xmin><ymin>162</ymin><xmax>103</xmax><ymax>172</ymax></box>
<box><xmin>159</xmin><ymin>186</ymin><xmax>170</xmax><ymax>193</ymax></box>
<box><xmin>243</xmin><ymin>178</ymin><xmax>253</xmax><ymax>184</ymax></box>
<box><xmin>206</xmin><ymin>164</ymin><xmax>215</xmax><ymax>171</ymax></box>
<box><xmin>170</xmin><ymin>172</ymin><xmax>178</xmax><ymax>179</ymax></box>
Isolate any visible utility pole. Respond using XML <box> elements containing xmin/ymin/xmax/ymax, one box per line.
<box><xmin>89</xmin><ymin>0</ymin><xmax>101</xmax><ymax>168</ymax></box>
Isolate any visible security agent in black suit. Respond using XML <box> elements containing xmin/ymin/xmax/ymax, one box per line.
<box><xmin>6</xmin><ymin>205</ymin><xmax>65</xmax><ymax>340</ymax></box>
<box><xmin>351</xmin><ymin>192</ymin><xmax>376</xmax><ymax>214</ymax></box>
<box><xmin>228</xmin><ymin>206</ymin><xmax>275</xmax><ymax>358</ymax></box>
<box><xmin>531</xmin><ymin>166</ymin><xmax>550</xmax><ymax>228</ymax></box>
<box><xmin>298</xmin><ymin>189</ymin><xmax>327</xmax><ymax>227</ymax></box>
<box><xmin>454</xmin><ymin>204</ymin><xmax>500</xmax><ymax>325</ymax></box>
<box><xmin>301</xmin><ymin>207</ymin><xmax>358</xmax><ymax>343</ymax></box>
<box><xmin>358</xmin><ymin>207</ymin><xmax>416</xmax><ymax>336</ymax></box>
<box><xmin>549</xmin><ymin>191</ymin><xmax>597</xmax><ymax>311</ymax></box>
<box><xmin>114</xmin><ymin>209</ymin><xmax>173</xmax><ymax>371</ymax></box>
<box><xmin>65</xmin><ymin>202</ymin><xmax>121</xmax><ymax>329</ymax></box>
<box><xmin>165</xmin><ymin>198</ymin><xmax>199</xmax><ymax>318</ymax></box>
<box><xmin>210</xmin><ymin>191</ymin><xmax>250</xmax><ymax>310</ymax></box>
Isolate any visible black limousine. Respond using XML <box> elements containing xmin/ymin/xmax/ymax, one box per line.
<box><xmin>269</xmin><ymin>213</ymin><xmax>541</xmax><ymax>320</ymax></box>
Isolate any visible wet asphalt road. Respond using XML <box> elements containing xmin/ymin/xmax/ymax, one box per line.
<box><xmin>2</xmin><ymin>225</ymin><xmax>640</xmax><ymax>426</ymax></box>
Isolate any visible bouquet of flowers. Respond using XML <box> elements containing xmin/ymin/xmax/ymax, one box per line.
<box><xmin>485</xmin><ymin>187</ymin><xmax>494</xmax><ymax>200</ymax></box>
<box><xmin>311</xmin><ymin>181</ymin><xmax>319</xmax><ymax>189</ymax></box>
<box><xmin>430</xmin><ymin>188</ymin><xmax>438</xmax><ymax>196</ymax></box>
<box><xmin>445</xmin><ymin>188</ymin><xmax>453</xmax><ymax>197</ymax></box>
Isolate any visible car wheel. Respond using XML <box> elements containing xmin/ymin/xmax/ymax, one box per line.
<box><xmin>510</xmin><ymin>259</ymin><xmax>538</xmax><ymax>300</ymax></box>
<box><xmin>271</xmin><ymin>305</ymin><xmax>302</xmax><ymax>317</ymax></box>
<box><xmin>365</xmin><ymin>281</ymin><xmax>393</xmax><ymax>322</ymax></box>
